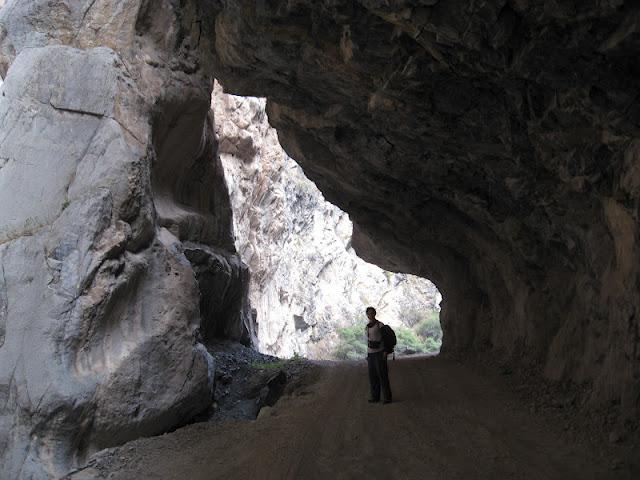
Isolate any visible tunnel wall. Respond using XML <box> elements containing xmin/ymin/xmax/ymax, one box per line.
<box><xmin>208</xmin><ymin>0</ymin><xmax>640</xmax><ymax>426</ymax></box>
<box><xmin>0</xmin><ymin>0</ymin><xmax>250</xmax><ymax>477</ymax></box>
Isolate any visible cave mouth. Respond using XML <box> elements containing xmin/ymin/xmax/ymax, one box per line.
<box><xmin>212</xmin><ymin>82</ymin><xmax>443</xmax><ymax>360</ymax></box>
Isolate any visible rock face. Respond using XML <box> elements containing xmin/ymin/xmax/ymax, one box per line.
<box><xmin>209</xmin><ymin>1</ymin><xmax>640</xmax><ymax>425</ymax></box>
<box><xmin>0</xmin><ymin>1</ymin><xmax>248</xmax><ymax>477</ymax></box>
<box><xmin>213</xmin><ymin>83</ymin><xmax>440</xmax><ymax>358</ymax></box>
<box><xmin>1</xmin><ymin>0</ymin><xmax>639</xmax><ymax>476</ymax></box>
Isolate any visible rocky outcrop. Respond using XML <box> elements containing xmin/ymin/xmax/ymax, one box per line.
<box><xmin>213</xmin><ymin>83</ymin><xmax>440</xmax><ymax>358</ymax></box>
<box><xmin>209</xmin><ymin>1</ymin><xmax>640</xmax><ymax>426</ymax></box>
<box><xmin>0</xmin><ymin>1</ymin><xmax>247</xmax><ymax>477</ymax></box>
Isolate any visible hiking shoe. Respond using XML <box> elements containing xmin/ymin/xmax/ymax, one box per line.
<box><xmin>368</xmin><ymin>398</ymin><xmax>380</xmax><ymax>403</ymax></box>
<box><xmin>383</xmin><ymin>399</ymin><xmax>392</xmax><ymax>404</ymax></box>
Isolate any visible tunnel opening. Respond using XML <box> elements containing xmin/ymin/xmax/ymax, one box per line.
<box><xmin>140</xmin><ymin>79</ymin><xmax>445</xmax><ymax>431</ymax></box>
<box><xmin>211</xmin><ymin>81</ymin><xmax>444</xmax><ymax>361</ymax></box>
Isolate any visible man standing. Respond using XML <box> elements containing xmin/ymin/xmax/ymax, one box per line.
<box><xmin>365</xmin><ymin>306</ymin><xmax>392</xmax><ymax>404</ymax></box>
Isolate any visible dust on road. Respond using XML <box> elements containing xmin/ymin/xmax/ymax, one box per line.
<box><xmin>70</xmin><ymin>356</ymin><xmax>631</xmax><ymax>480</ymax></box>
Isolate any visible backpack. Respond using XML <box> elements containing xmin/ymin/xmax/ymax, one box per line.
<box><xmin>380</xmin><ymin>324</ymin><xmax>397</xmax><ymax>355</ymax></box>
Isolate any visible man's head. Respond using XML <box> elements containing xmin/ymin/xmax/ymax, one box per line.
<box><xmin>366</xmin><ymin>307</ymin><xmax>376</xmax><ymax>321</ymax></box>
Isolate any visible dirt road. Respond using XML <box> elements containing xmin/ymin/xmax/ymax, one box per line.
<box><xmin>71</xmin><ymin>356</ymin><xmax>632</xmax><ymax>479</ymax></box>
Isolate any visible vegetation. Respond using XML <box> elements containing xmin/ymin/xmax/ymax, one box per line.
<box><xmin>250</xmin><ymin>360</ymin><xmax>288</xmax><ymax>370</ymax></box>
<box><xmin>331</xmin><ymin>310</ymin><xmax>442</xmax><ymax>359</ymax></box>
<box><xmin>415</xmin><ymin>312</ymin><xmax>442</xmax><ymax>342</ymax></box>
<box><xmin>402</xmin><ymin>305</ymin><xmax>440</xmax><ymax>329</ymax></box>
<box><xmin>422</xmin><ymin>337</ymin><xmax>441</xmax><ymax>354</ymax></box>
<box><xmin>251</xmin><ymin>353</ymin><xmax>304</xmax><ymax>371</ymax></box>
<box><xmin>395</xmin><ymin>327</ymin><xmax>429</xmax><ymax>354</ymax></box>
<box><xmin>332</xmin><ymin>325</ymin><xmax>368</xmax><ymax>360</ymax></box>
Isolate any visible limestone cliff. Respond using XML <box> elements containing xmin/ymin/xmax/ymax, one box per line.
<box><xmin>213</xmin><ymin>84</ymin><xmax>440</xmax><ymax>358</ymax></box>
<box><xmin>0</xmin><ymin>1</ymin><xmax>248</xmax><ymax>477</ymax></box>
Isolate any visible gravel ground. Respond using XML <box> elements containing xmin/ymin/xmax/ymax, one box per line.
<box><xmin>204</xmin><ymin>339</ymin><xmax>317</xmax><ymax>422</ymax></box>
<box><xmin>66</xmin><ymin>356</ymin><xmax>638</xmax><ymax>480</ymax></box>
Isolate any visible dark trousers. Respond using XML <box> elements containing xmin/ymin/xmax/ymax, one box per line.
<box><xmin>367</xmin><ymin>351</ymin><xmax>392</xmax><ymax>402</ymax></box>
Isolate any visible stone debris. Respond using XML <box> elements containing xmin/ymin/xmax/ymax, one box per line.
<box><xmin>206</xmin><ymin>339</ymin><xmax>315</xmax><ymax>423</ymax></box>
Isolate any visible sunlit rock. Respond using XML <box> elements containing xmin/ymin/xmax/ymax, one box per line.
<box><xmin>213</xmin><ymin>83</ymin><xmax>441</xmax><ymax>358</ymax></box>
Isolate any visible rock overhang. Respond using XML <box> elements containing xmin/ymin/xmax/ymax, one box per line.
<box><xmin>207</xmin><ymin>0</ymin><xmax>640</xmax><ymax>419</ymax></box>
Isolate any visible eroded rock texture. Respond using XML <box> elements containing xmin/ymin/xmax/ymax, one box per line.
<box><xmin>0</xmin><ymin>1</ymin><xmax>248</xmax><ymax>477</ymax></box>
<box><xmin>209</xmin><ymin>0</ymin><xmax>640</xmax><ymax>423</ymax></box>
<box><xmin>213</xmin><ymin>83</ymin><xmax>440</xmax><ymax>358</ymax></box>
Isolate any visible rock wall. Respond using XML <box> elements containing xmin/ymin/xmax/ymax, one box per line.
<box><xmin>1</xmin><ymin>0</ymin><xmax>639</xmax><ymax>475</ymax></box>
<box><xmin>209</xmin><ymin>0</ymin><xmax>640</xmax><ymax>426</ymax></box>
<box><xmin>212</xmin><ymin>83</ymin><xmax>440</xmax><ymax>358</ymax></box>
<box><xmin>0</xmin><ymin>1</ymin><xmax>249</xmax><ymax>477</ymax></box>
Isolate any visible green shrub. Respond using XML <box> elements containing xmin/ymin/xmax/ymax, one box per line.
<box><xmin>332</xmin><ymin>325</ymin><xmax>367</xmax><ymax>360</ymax></box>
<box><xmin>395</xmin><ymin>327</ymin><xmax>426</xmax><ymax>354</ymax></box>
<box><xmin>395</xmin><ymin>327</ymin><xmax>441</xmax><ymax>354</ymax></box>
<box><xmin>332</xmin><ymin>314</ymin><xmax>443</xmax><ymax>360</ymax></box>
<box><xmin>250</xmin><ymin>360</ymin><xmax>287</xmax><ymax>370</ymax></box>
<box><xmin>422</xmin><ymin>337</ymin><xmax>441</xmax><ymax>354</ymax></box>
<box><xmin>415</xmin><ymin>311</ymin><xmax>442</xmax><ymax>342</ymax></box>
